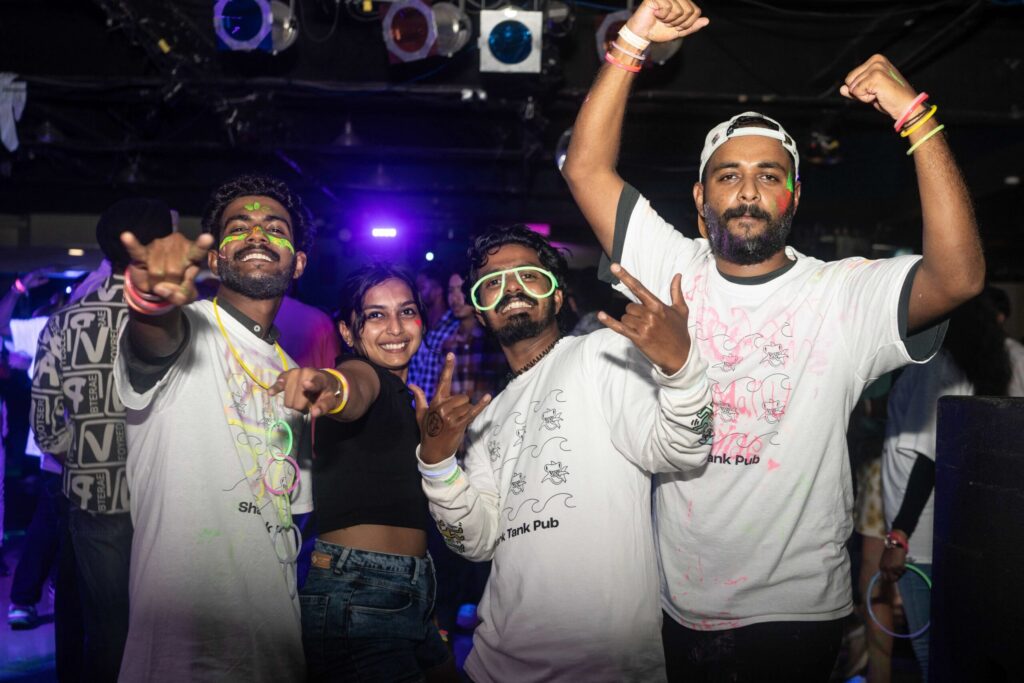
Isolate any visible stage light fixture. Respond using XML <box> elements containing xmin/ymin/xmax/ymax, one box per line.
<box><xmin>425</xmin><ymin>251</ymin><xmax>435</xmax><ymax>261</ymax></box>
<box><xmin>595</xmin><ymin>10</ymin><xmax>681</xmax><ymax>67</ymax></box>
<box><xmin>479</xmin><ymin>7</ymin><xmax>543</xmax><ymax>73</ymax></box>
<box><xmin>382</xmin><ymin>0</ymin><xmax>470</xmax><ymax>63</ymax></box>
<box><xmin>372</xmin><ymin>227</ymin><xmax>398</xmax><ymax>238</ymax></box>
<box><xmin>214</xmin><ymin>0</ymin><xmax>274</xmax><ymax>52</ymax></box>
<box><xmin>270</xmin><ymin>0</ymin><xmax>299</xmax><ymax>54</ymax></box>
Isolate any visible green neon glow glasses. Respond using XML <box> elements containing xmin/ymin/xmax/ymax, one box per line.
<box><xmin>470</xmin><ymin>266</ymin><xmax>559</xmax><ymax>312</ymax></box>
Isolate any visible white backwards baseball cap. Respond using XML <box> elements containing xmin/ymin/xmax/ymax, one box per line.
<box><xmin>698</xmin><ymin>111</ymin><xmax>800</xmax><ymax>181</ymax></box>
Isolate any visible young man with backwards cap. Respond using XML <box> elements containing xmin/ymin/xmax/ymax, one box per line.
<box><xmin>562</xmin><ymin>0</ymin><xmax>984</xmax><ymax>679</ymax></box>
<box><xmin>31</xmin><ymin>198</ymin><xmax>174</xmax><ymax>681</ymax></box>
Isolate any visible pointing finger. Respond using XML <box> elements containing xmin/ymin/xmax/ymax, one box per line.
<box><xmin>435</xmin><ymin>353</ymin><xmax>455</xmax><ymax>402</ymax></box>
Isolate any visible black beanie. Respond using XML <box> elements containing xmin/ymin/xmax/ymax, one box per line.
<box><xmin>95</xmin><ymin>197</ymin><xmax>174</xmax><ymax>269</ymax></box>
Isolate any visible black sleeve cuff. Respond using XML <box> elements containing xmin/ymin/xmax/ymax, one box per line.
<box><xmin>125</xmin><ymin>316</ymin><xmax>191</xmax><ymax>393</ymax></box>
<box><xmin>898</xmin><ymin>261</ymin><xmax>947</xmax><ymax>361</ymax></box>
<box><xmin>598</xmin><ymin>183</ymin><xmax>641</xmax><ymax>286</ymax></box>
<box><xmin>891</xmin><ymin>453</ymin><xmax>936</xmax><ymax>537</ymax></box>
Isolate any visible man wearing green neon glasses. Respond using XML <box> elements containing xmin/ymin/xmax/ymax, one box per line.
<box><xmin>414</xmin><ymin>224</ymin><xmax>715</xmax><ymax>681</ymax></box>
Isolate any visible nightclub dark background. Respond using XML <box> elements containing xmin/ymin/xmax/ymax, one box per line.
<box><xmin>0</xmin><ymin>0</ymin><xmax>1022</xmax><ymax>316</ymax></box>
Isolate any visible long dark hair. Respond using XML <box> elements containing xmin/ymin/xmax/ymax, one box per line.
<box><xmin>944</xmin><ymin>292</ymin><xmax>1011</xmax><ymax>397</ymax></box>
<box><xmin>334</xmin><ymin>263</ymin><xmax>424</xmax><ymax>355</ymax></box>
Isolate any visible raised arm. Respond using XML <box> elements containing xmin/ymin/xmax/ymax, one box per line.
<box><xmin>839</xmin><ymin>55</ymin><xmax>984</xmax><ymax>331</ymax></box>
<box><xmin>1</xmin><ymin>269</ymin><xmax>48</xmax><ymax>336</ymax></box>
<box><xmin>561</xmin><ymin>0</ymin><xmax>708</xmax><ymax>254</ymax></box>
<box><xmin>119</xmin><ymin>231</ymin><xmax>214</xmax><ymax>358</ymax></box>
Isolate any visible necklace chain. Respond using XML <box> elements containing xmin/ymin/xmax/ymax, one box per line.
<box><xmin>510</xmin><ymin>337</ymin><xmax>561</xmax><ymax>379</ymax></box>
<box><xmin>213</xmin><ymin>297</ymin><xmax>289</xmax><ymax>390</ymax></box>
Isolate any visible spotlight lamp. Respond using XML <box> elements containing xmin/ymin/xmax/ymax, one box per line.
<box><xmin>479</xmin><ymin>6</ymin><xmax>543</xmax><ymax>73</ymax></box>
<box><xmin>214</xmin><ymin>0</ymin><xmax>274</xmax><ymax>51</ymax></box>
<box><xmin>595</xmin><ymin>10</ymin><xmax>681</xmax><ymax>67</ymax></box>
<box><xmin>270</xmin><ymin>0</ymin><xmax>299</xmax><ymax>54</ymax></box>
<box><xmin>382</xmin><ymin>0</ymin><xmax>470</xmax><ymax>63</ymax></box>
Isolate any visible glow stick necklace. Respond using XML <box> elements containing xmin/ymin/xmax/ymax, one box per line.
<box><xmin>866</xmin><ymin>563</ymin><xmax>931</xmax><ymax>638</ymax></box>
<box><xmin>212</xmin><ymin>296</ymin><xmax>289</xmax><ymax>390</ymax></box>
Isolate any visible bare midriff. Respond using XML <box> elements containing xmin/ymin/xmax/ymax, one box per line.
<box><xmin>320</xmin><ymin>524</ymin><xmax>427</xmax><ymax>557</ymax></box>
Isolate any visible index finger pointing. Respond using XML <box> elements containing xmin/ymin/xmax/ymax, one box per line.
<box><xmin>610</xmin><ymin>263</ymin><xmax>659</xmax><ymax>307</ymax></box>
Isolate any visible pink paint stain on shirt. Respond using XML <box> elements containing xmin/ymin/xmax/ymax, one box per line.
<box><xmin>767</xmin><ymin>458</ymin><xmax>781</xmax><ymax>471</ymax></box>
<box><xmin>723</xmin><ymin>576</ymin><xmax>748</xmax><ymax>586</ymax></box>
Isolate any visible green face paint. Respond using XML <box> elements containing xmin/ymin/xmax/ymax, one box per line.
<box><xmin>786</xmin><ymin>169</ymin><xmax>795</xmax><ymax>193</ymax></box>
<box><xmin>887</xmin><ymin>68</ymin><xmax>905</xmax><ymax>87</ymax></box>
<box><xmin>244</xmin><ymin>201</ymin><xmax>262</xmax><ymax>212</ymax></box>
<box><xmin>219</xmin><ymin>226</ymin><xmax>295</xmax><ymax>253</ymax></box>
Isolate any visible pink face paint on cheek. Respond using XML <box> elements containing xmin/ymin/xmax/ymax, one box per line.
<box><xmin>775</xmin><ymin>190</ymin><xmax>792</xmax><ymax>215</ymax></box>
<box><xmin>414</xmin><ymin>318</ymin><xmax>422</xmax><ymax>327</ymax></box>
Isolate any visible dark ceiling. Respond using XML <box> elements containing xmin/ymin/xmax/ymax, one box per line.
<box><xmin>1</xmin><ymin>0</ymin><xmax>1023</xmax><ymax>281</ymax></box>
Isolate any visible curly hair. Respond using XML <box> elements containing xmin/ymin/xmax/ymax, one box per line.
<box><xmin>334</xmin><ymin>262</ymin><xmax>425</xmax><ymax>353</ymax></box>
<box><xmin>466</xmin><ymin>225</ymin><xmax>570</xmax><ymax>291</ymax></box>
<box><xmin>201</xmin><ymin>174</ymin><xmax>314</xmax><ymax>252</ymax></box>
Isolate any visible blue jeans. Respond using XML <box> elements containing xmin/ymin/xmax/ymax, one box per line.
<box><xmin>300</xmin><ymin>540</ymin><xmax>451</xmax><ymax>682</ymax></box>
<box><xmin>898</xmin><ymin>562</ymin><xmax>932</xmax><ymax>681</ymax></box>
<box><xmin>68</xmin><ymin>507</ymin><xmax>132</xmax><ymax>683</ymax></box>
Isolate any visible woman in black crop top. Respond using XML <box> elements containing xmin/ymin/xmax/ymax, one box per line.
<box><xmin>274</xmin><ymin>263</ymin><xmax>456</xmax><ymax>682</ymax></box>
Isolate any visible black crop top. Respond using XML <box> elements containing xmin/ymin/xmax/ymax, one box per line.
<box><xmin>312</xmin><ymin>356</ymin><xmax>429</xmax><ymax>534</ymax></box>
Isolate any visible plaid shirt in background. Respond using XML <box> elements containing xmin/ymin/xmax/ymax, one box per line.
<box><xmin>407</xmin><ymin>311</ymin><xmax>459</xmax><ymax>401</ymax></box>
<box><xmin>442</xmin><ymin>326</ymin><xmax>507</xmax><ymax>403</ymax></box>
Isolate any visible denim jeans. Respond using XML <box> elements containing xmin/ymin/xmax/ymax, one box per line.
<box><xmin>898</xmin><ymin>562</ymin><xmax>932</xmax><ymax>682</ymax></box>
<box><xmin>299</xmin><ymin>540</ymin><xmax>451</xmax><ymax>683</ymax></box>
<box><xmin>67</xmin><ymin>507</ymin><xmax>132</xmax><ymax>683</ymax></box>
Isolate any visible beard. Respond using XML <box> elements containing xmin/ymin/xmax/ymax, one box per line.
<box><xmin>704</xmin><ymin>200</ymin><xmax>795</xmax><ymax>266</ymax></box>
<box><xmin>217</xmin><ymin>248</ymin><xmax>295</xmax><ymax>300</ymax></box>
<box><xmin>488</xmin><ymin>294</ymin><xmax>557</xmax><ymax>347</ymax></box>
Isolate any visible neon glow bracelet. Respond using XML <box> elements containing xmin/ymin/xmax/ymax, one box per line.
<box><xmin>893</xmin><ymin>92</ymin><xmax>929</xmax><ymax>132</ymax></box>
<box><xmin>906</xmin><ymin>124</ymin><xmax>945</xmax><ymax>156</ymax></box>
<box><xmin>419</xmin><ymin>459</ymin><xmax>460</xmax><ymax>480</ymax></box>
<box><xmin>123</xmin><ymin>269</ymin><xmax>175</xmax><ymax>316</ymax></box>
<box><xmin>866</xmin><ymin>563</ymin><xmax>931</xmax><ymax>638</ymax></box>
<box><xmin>264</xmin><ymin>455</ymin><xmax>300</xmax><ymax>495</ymax></box>
<box><xmin>605</xmin><ymin>52</ymin><xmax>642</xmax><ymax>73</ymax></box>
<box><xmin>611</xmin><ymin>40</ymin><xmax>646</xmax><ymax>61</ymax></box>
<box><xmin>900</xmin><ymin>105</ymin><xmax>937</xmax><ymax>138</ymax></box>
<box><xmin>320</xmin><ymin>368</ymin><xmax>350</xmax><ymax>415</ymax></box>
<box><xmin>12</xmin><ymin>278</ymin><xmax>27</xmax><ymax>295</ymax></box>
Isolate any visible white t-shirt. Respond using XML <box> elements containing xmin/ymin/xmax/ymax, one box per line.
<box><xmin>613</xmin><ymin>188</ymin><xmax>942</xmax><ymax>630</ymax></box>
<box><xmin>114</xmin><ymin>299</ymin><xmax>310</xmax><ymax>682</ymax></box>
<box><xmin>1006</xmin><ymin>337</ymin><xmax>1024</xmax><ymax>397</ymax></box>
<box><xmin>420</xmin><ymin>330</ymin><xmax>713</xmax><ymax>682</ymax></box>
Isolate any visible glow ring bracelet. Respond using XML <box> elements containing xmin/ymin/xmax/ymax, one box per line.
<box><xmin>264</xmin><ymin>455</ymin><xmax>301</xmax><ymax>495</ymax></box>
<box><xmin>320</xmin><ymin>368</ymin><xmax>350</xmax><ymax>415</ymax></box>
<box><xmin>605</xmin><ymin>52</ymin><xmax>642</xmax><ymax>73</ymax></box>
<box><xmin>123</xmin><ymin>270</ymin><xmax>175</xmax><ymax>316</ymax></box>
<box><xmin>419</xmin><ymin>459</ymin><xmax>460</xmax><ymax>480</ymax></box>
<box><xmin>906</xmin><ymin>124</ymin><xmax>945</xmax><ymax>156</ymax></box>
<box><xmin>893</xmin><ymin>92</ymin><xmax>929</xmax><ymax>131</ymax></box>
<box><xmin>611</xmin><ymin>40</ymin><xmax>646</xmax><ymax>61</ymax></box>
<box><xmin>617</xmin><ymin>24</ymin><xmax>650</xmax><ymax>51</ymax></box>
<box><xmin>866</xmin><ymin>563</ymin><xmax>932</xmax><ymax>638</ymax></box>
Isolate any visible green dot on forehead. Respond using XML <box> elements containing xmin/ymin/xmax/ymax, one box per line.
<box><xmin>244</xmin><ymin>201</ymin><xmax>262</xmax><ymax>212</ymax></box>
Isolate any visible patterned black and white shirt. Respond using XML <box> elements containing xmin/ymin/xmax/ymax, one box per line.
<box><xmin>32</xmin><ymin>274</ymin><xmax>130</xmax><ymax>513</ymax></box>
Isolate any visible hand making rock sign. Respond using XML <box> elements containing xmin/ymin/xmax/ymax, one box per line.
<box><xmin>597</xmin><ymin>263</ymin><xmax>693</xmax><ymax>376</ymax></box>
<box><xmin>413</xmin><ymin>353</ymin><xmax>491</xmax><ymax>465</ymax></box>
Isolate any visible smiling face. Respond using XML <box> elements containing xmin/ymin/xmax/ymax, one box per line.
<box><xmin>694</xmin><ymin>136</ymin><xmax>800</xmax><ymax>266</ymax></box>
<box><xmin>473</xmin><ymin>243</ymin><xmax>562</xmax><ymax>347</ymax></box>
<box><xmin>339</xmin><ymin>278</ymin><xmax>423</xmax><ymax>379</ymax></box>
<box><xmin>209</xmin><ymin>195</ymin><xmax>306</xmax><ymax>299</ymax></box>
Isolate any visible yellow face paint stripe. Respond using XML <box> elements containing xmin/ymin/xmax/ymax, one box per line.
<box><xmin>219</xmin><ymin>226</ymin><xmax>295</xmax><ymax>253</ymax></box>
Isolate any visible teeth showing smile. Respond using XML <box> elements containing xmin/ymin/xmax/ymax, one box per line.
<box><xmin>502</xmin><ymin>300</ymin><xmax>532</xmax><ymax>313</ymax></box>
<box><xmin>380</xmin><ymin>342</ymin><xmax>408</xmax><ymax>352</ymax></box>
<box><xmin>240</xmin><ymin>252</ymin><xmax>274</xmax><ymax>262</ymax></box>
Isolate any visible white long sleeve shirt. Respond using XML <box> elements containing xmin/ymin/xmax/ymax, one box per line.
<box><xmin>420</xmin><ymin>329</ymin><xmax>713</xmax><ymax>682</ymax></box>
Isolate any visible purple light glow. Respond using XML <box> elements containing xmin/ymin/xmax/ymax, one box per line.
<box><xmin>526</xmin><ymin>223</ymin><xmax>550</xmax><ymax>236</ymax></box>
<box><xmin>371</xmin><ymin>227</ymin><xmax>398</xmax><ymax>238</ymax></box>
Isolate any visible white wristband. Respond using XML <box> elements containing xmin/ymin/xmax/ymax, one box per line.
<box><xmin>618</xmin><ymin>25</ymin><xmax>651</xmax><ymax>51</ymax></box>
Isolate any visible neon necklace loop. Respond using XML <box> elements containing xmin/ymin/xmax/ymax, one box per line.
<box><xmin>213</xmin><ymin>297</ymin><xmax>289</xmax><ymax>390</ymax></box>
<box><xmin>866</xmin><ymin>563</ymin><xmax>931</xmax><ymax>638</ymax></box>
